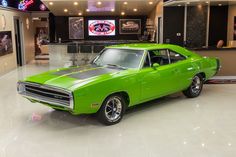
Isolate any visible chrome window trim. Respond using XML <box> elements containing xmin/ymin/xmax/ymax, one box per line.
<box><xmin>167</xmin><ymin>49</ymin><xmax>171</xmax><ymax>64</ymax></box>
<box><xmin>138</xmin><ymin>50</ymin><xmax>146</xmax><ymax>69</ymax></box>
<box><xmin>140</xmin><ymin>50</ymin><xmax>151</xmax><ymax>69</ymax></box>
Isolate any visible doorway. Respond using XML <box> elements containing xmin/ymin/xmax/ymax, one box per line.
<box><xmin>14</xmin><ymin>17</ymin><xmax>24</xmax><ymax>66</ymax></box>
<box><xmin>33</xmin><ymin>17</ymin><xmax>49</xmax><ymax>61</ymax></box>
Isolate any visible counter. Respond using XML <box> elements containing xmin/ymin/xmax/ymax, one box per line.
<box><xmin>49</xmin><ymin>40</ymin><xmax>143</xmax><ymax>45</ymax></box>
<box><xmin>194</xmin><ymin>48</ymin><xmax>236</xmax><ymax>76</ymax></box>
<box><xmin>48</xmin><ymin>42</ymin><xmax>236</xmax><ymax>76</ymax></box>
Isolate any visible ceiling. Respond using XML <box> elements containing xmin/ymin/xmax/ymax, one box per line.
<box><xmin>41</xmin><ymin>0</ymin><xmax>159</xmax><ymax>16</ymax></box>
<box><xmin>164</xmin><ymin>0</ymin><xmax>236</xmax><ymax>6</ymax></box>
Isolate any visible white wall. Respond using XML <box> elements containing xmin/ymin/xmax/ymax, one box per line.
<box><xmin>148</xmin><ymin>0</ymin><xmax>163</xmax><ymax>42</ymax></box>
<box><xmin>227</xmin><ymin>5</ymin><xmax>236</xmax><ymax>44</ymax></box>
<box><xmin>0</xmin><ymin>7</ymin><xmax>34</xmax><ymax>76</ymax></box>
<box><xmin>148</xmin><ymin>0</ymin><xmax>163</xmax><ymax>28</ymax></box>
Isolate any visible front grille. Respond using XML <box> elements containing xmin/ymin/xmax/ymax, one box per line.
<box><xmin>18</xmin><ymin>82</ymin><xmax>73</xmax><ymax>109</ymax></box>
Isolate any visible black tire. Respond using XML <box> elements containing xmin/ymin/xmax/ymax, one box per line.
<box><xmin>97</xmin><ymin>94</ymin><xmax>126</xmax><ymax>125</ymax></box>
<box><xmin>183</xmin><ymin>74</ymin><xmax>203</xmax><ymax>98</ymax></box>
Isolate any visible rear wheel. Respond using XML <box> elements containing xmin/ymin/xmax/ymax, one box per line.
<box><xmin>183</xmin><ymin>74</ymin><xmax>203</xmax><ymax>98</ymax></box>
<box><xmin>97</xmin><ymin>94</ymin><xmax>126</xmax><ymax>125</ymax></box>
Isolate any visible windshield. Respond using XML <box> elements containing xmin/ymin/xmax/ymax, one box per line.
<box><xmin>93</xmin><ymin>48</ymin><xmax>144</xmax><ymax>69</ymax></box>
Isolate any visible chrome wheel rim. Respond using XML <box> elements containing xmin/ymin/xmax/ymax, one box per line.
<box><xmin>105</xmin><ymin>97</ymin><xmax>122</xmax><ymax>122</ymax></box>
<box><xmin>191</xmin><ymin>76</ymin><xmax>201</xmax><ymax>95</ymax></box>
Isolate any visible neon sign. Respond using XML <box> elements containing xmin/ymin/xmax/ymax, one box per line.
<box><xmin>1</xmin><ymin>0</ymin><xmax>8</xmax><ymax>7</ymax></box>
<box><xmin>39</xmin><ymin>4</ymin><xmax>46</xmax><ymax>11</ymax></box>
<box><xmin>89</xmin><ymin>20</ymin><xmax>116</xmax><ymax>36</ymax></box>
<box><xmin>18</xmin><ymin>0</ymin><xmax>34</xmax><ymax>10</ymax></box>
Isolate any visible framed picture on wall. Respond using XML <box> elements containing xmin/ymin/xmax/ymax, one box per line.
<box><xmin>69</xmin><ymin>17</ymin><xmax>84</xmax><ymax>39</ymax></box>
<box><xmin>119</xmin><ymin>19</ymin><xmax>141</xmax><ymax>34</ymax></box>
<box><xmin>234</xmin><ymin>17</ymin><xmax>236</xmax><ymax>40</ymax></box>
<box><xmin>0</xmin><ymin>31</ymin><xmax>13</xmax><ymax>57</ymax></box>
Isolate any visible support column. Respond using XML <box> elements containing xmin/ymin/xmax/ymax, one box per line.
<box><xmin>184</xmin><ymin>4</ymin><xmax>187</xmax><ymax>45</ymax></box>
<box><xmin>206</xmin><ymin>3</ymin><xmax>210</xmax><ymax>47</ymax></box>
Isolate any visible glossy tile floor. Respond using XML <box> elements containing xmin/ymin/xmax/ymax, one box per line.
<box><xmin>0</xmin><ymin>63</ymin><xmax>236</xmax><ymax>157</ymax></box>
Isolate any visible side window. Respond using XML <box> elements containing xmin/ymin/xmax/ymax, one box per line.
<box><xmin>149</xmin><ymin>49</ymin><xmax>170</xmax><ymax>66</ymax></box>
<box><xmin>168</xmin><ymin>50</ymin><xmax>186</xmax><ymax>64</ymax></box>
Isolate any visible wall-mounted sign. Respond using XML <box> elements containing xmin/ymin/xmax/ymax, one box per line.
<box><xmin>0</xmin><ymin>31</ymin><xmax>13</xmax><ymax>57</ymax></box>
<box><xmin>18</xmin><ymin>0</ymin><xmax>34</xmax><ymax>10</ymax></box>
<box><xmin>119</xmin><ymin>19</ymin><xmax>141</xmax><ymax>34</ymax></box>
<box><xmin>1</xmin><ymin>0</ymin><xmax>8</xmax><ymax>7</ymax></box>
<box><xmin>88</xmin><ymin>20</ymin><xmax>115</xmax><ymax>36</ymax></box>
<box><xmin>69</xmin><ymin>17</ymin><xmax>84</xmax><ymax>39</ymax></box>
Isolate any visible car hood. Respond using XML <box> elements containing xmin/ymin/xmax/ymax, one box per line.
<box><xmin>24</xmin><ymin>64</ymin><xmax>124</xmax><ymax>90</ymax></box>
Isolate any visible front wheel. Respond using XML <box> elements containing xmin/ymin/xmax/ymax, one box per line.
<box><xmin>183</xmin><ymin>74</ymin><xmax>203</xmax><ymax>98</ymax></box>
<box><xmin>97</xmin><ymin>94</ymin><xmax>126</xmax><ymax>125</ymax></box>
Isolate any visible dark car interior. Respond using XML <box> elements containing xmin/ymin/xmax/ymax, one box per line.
<box><xmin>150</xmin><ymin>55</ymin><xmax>170</xmax><ymax>65</ymax></box>
<box><xmin>146</xmin><ymin>49</ymin><xmax>186</xmax><ymax>67</ymax></box>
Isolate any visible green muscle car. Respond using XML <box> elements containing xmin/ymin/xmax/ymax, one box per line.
<box><xmin>17</xmin><ymin>44</ymin><xmax>220</xmax><ymax>125</ymax></box>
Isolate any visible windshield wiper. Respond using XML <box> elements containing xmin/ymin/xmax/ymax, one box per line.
<box><xmin>106</xmin><ymin>64</ymin><xmax>128</xmax><ymax>70</ymax></box>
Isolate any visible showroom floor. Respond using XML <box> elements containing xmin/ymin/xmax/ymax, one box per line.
<box><xmin>0</xmin><ymin>63</ymin><xmax>235</xmax><ymax>157</ymax></box>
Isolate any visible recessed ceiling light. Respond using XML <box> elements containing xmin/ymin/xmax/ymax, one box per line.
<box><xmin>133</xmin><ymin>8</ymin><xmax>138</xmax><ymax>12</ymax></box>
<box><xmin>64</xmin><ymin>9</ymin><xmax>68</xmax><ymax>12</ymax></box>
<box><xmin>205</xmin><ymin>1</ymin><xmax>209</xmax><ymax>4</ymax></box>
<box><xmin>78</xmin><ymin>12</ymin><xmax>82</xmax><ymax>16</ymax></box>
<box><xmin>124</xmin><ymin>2</ymin><xmax>128</xmax><ymax>5</ymax></box>
<box><xmin>86</xmin><ymin>9</ymin><xmax>90</xmax><ymax>12</ymax></box>
<box><xmin>49</xmin><ymin>2</ymin><xmax>53</xmax><ymax>5</ymax></box>
<box><xmin>218</xmin><ymin>3</ymin><xmax>222</xmax><ymax>6</ymax></box>
<box><xmin>149</xmin><ymin>1</ymin><xmax>153</xmax><ymax>5</ymax></box>
<box><xmin>74</xmin><ymin>2</ymin><xmax>78</xmax><ymax>5</ymax></box>
<box><xmin>121</xmin><ymin>12</ymin><xmax>125</xmax><ymax>15</ymax></box>
<box><xmin>111</xmin><ymin>8</ymin><xmax>115</xmax><ymax>12</ymax></box>
<box><xmin>97</xmin><ymin>1</ymin><xmax>102</xmax><ymax>5</ymax></box>
<box><xmin>186</xmin><ymin>2</ymin><xmax>190</xmax><ymax>5</ymax></box>
<box><xmin>178</xmin><ymin>4</ymin><xmax>181</xmax><ymax>6</ymax></box>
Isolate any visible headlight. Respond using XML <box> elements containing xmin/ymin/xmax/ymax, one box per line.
<box><xmin>17</xmin><ymin>82</ymin><xmax>25</xmax><ymax>94</ymax></box>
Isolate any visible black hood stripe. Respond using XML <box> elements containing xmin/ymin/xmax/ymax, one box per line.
<box><xmin>53</xmin><ymin>65</ymin><xmax>121</xmax><ymax>80</ymax></box>
<box><xmin>54</xmin><ymin>64</ymin><xmax>96</xmax><ymax>76</ymax></box>
<box><xmin>69</xmin><ymin>68</ymin><xmax>120</xmax><ymax>79</ymax></box>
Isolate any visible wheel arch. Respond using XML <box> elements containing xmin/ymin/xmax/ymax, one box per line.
<box><xmin>102</xmin><ymin>91</ymin><xmax>130</xmax><ymax>108</ymax></box>
<box><xmin>197</xmin><ymin>72</ymin><xmax>206</xmax><ymax>81</ymax></box>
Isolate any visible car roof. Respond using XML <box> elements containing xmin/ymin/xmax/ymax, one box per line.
<box><xmin>107</xmin><ymin>43</ymin><xmax>181</xmax><ymax>51</ymax></box>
